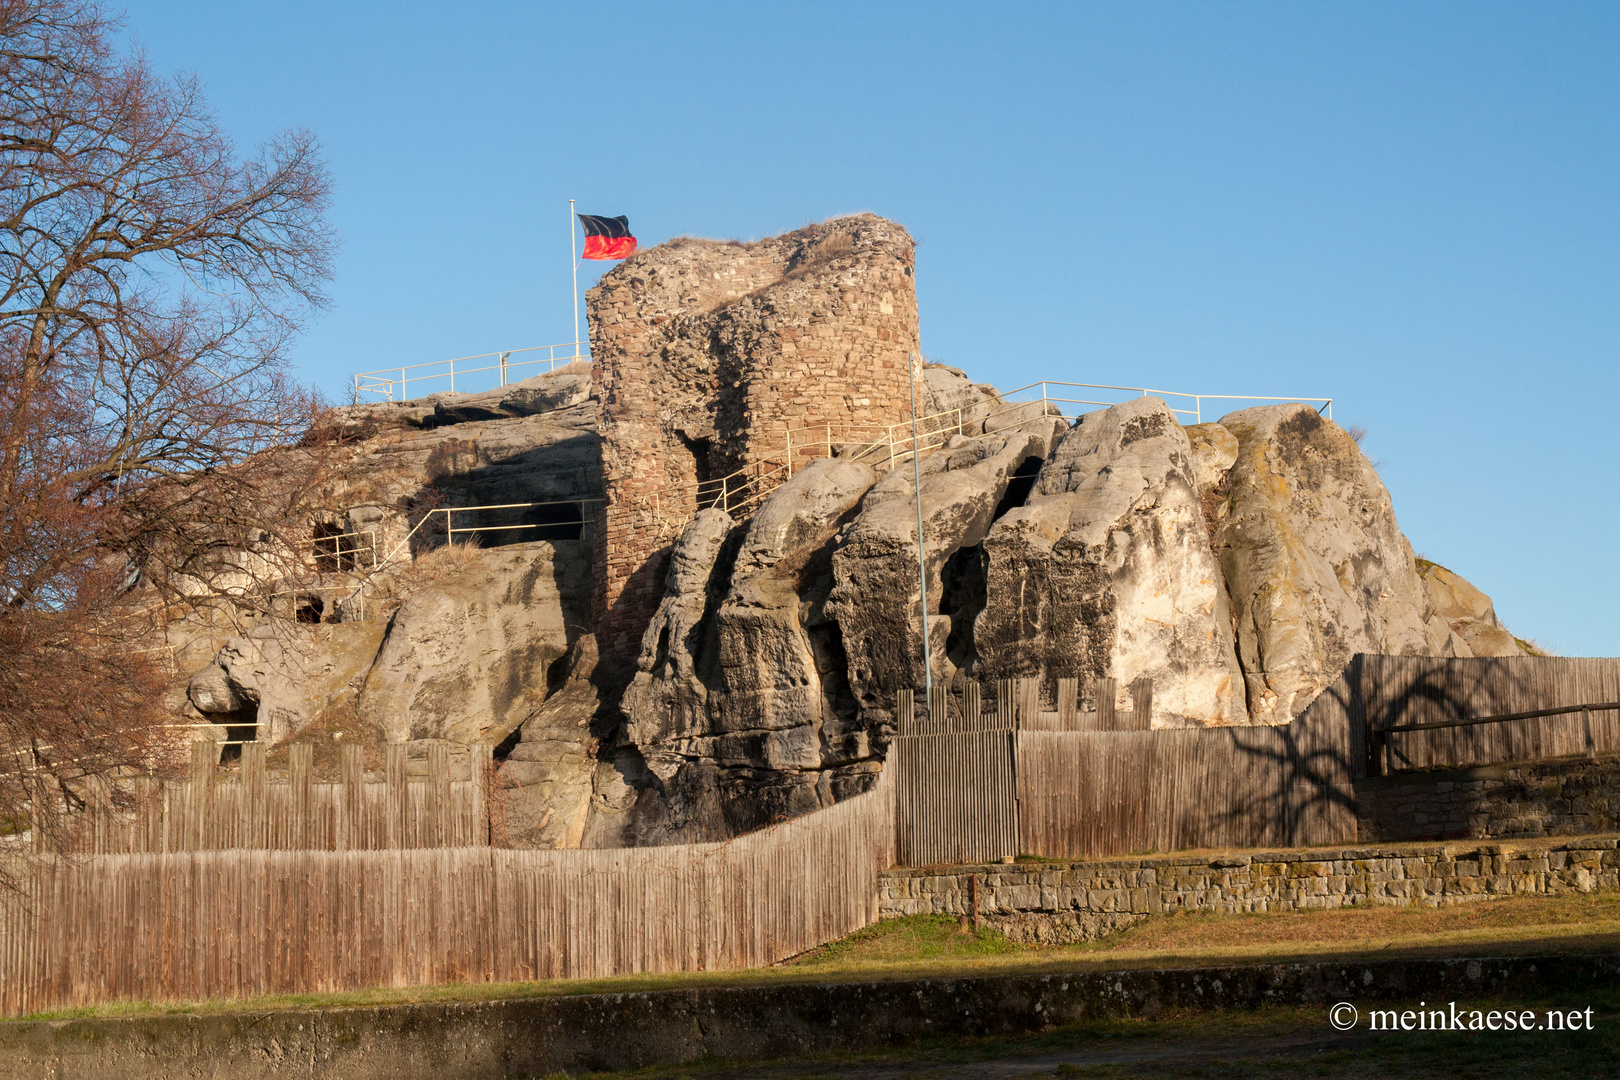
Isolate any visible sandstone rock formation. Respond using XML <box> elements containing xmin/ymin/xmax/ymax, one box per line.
<box><xmin>826</xmin><ymin>415</ymin><xmax>1067</xmax><ymax>723</ymax></box>
<box><xmin>973</xmin><ymin>397</ymin><xmax>1248</xmax><ymax>725</ymax></box>
<box><xmin>359</xmin><ymin>540</ymin><xmax>589</xmax><ymax>748</ymax></box>
<box><xmin>615</xmin><ymin>459</ymin><xmax>881</xmax><ymax>843</ymax></box>
<box><xmin>1213</xmin><ymin>403</ymin><xmax>1435</xmax><ymax>725</ymax></box>
<box><xmin>499</xmin><ymin>634</ymin><xmax>604</xmax><ymax>848</ymax></box>
<box><xmin>188</xmin><ymin>622</ymin><xmax>387</xmax><ymax>745</ymax></box>
<box><xmin>1418</xmin><ymin>560</ymin><xmax>1532</xmax><ymax>658</ymax></box>
<box><xmin>168</xmin><ymin>216</ymin><xmax>1539</xmax><ymax>851</ymax></box>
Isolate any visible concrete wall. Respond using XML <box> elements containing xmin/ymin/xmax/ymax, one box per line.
<box><xmin>1357</xmin><ymin>756</ymin><xmax>1620</xmax><ymax>843</ymax></box>
<box><xmin>880</xmin><ymin>835</ymin><xmax>1620</xmax><ymax>943</ymax></box>
<box><xmin>586</xmin><ymin>215</ymin><xmax>920</xmax><ymax>663</ymax></box>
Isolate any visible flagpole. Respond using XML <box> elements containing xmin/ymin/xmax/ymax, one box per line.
<box><xmin>910</xmin><ymin>351</ymin><xmax>933</xmax><ymax>698</ymax></box>
<box><xmin>569</xmin><ymin>199</ymin><xmax>580</xmax><ymax>360</ymax></box>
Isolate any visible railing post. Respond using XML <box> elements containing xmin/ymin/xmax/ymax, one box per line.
<box><xmin>500</xmin><ymin>351</ymin><xmax>510</xmax><ymax>386</ymax></box>
<box><xmin>397</xmin><ymin>367</ymin><xmax>405</xmax><ymax>402</ymax></box>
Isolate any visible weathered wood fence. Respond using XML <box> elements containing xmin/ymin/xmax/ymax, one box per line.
<box><xmin>53</xmin><ymin>742</ymin><xmax>491</xmax><ymax>854</ymax></box>
<box><xmin>1360</xmin><ymin>655</ymin><xmax>1620</xmax><ymax>773</ymax></box>
<box><xmin>0</xmin><ymin>768</ymin><xmax>895</xmax><ymax>1016</ymax></box>
<box><xmin>894</xmin><ymin>656</ymin><xmax>1620</xmax><ymax>865</ymax></box>
<box><xmin>892</xmin><ymin>676</ymin><xmax>1355</xmax><ymax>864</ymax></box>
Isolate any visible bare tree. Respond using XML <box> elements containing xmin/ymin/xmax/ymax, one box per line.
<box><xmin>0</xmin><ymin>1</ymin><xmax>336</xmax><ymax>859</ymax></box>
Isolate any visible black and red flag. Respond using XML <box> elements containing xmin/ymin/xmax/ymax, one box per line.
<box><xmin>577</xmin><ymin>214</ymin><xmax>637</xmax><ymax>260</ymax></box>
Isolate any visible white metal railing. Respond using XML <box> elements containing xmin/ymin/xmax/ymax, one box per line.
<box><xmin>382</xmin><ymin>498</ymin><xmax>604</xmax><ymax>562</ymax></box>
<box><xmin>624</xmin><ymin>382</ymin><xmax>1332</xmax><ymax>539</ymax></box>
<box><xmin>351</xmin><ymin>341</ymin><xmax>590</xmax><ymax>403</ymax></box>
<box><xmin>994</xmin><ymin>381</ymin><xmax>1332</xmax><ymax>426</ymax></box>
<box><xmin>300</xmin><ymin>529</ymin><xmax>379</xmax><ymax>572</ymax></box>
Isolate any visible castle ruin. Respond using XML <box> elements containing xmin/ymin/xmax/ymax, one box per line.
<box><xmin>585</xmin><ymin>214</ymin><xmax>921</xmax><ymax>664</ymax></box>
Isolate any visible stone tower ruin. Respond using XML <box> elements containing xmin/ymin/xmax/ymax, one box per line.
<box><xmin>586</xmin><ymin>214</ymin><xmax>922</xmax><ymax>663</ymax></box>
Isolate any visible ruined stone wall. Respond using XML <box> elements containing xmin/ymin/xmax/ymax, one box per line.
<box><xmin>586</xmin><ymin>215</ymin><xmax>920</xmax><ymax>664</ymax></box>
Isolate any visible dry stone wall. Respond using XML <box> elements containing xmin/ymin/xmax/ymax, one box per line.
<box><xmin>1357</xmin><ymin>756</ymin><xmax>1620</xmax><ymax>843</ymax></box>
<box><xmin>586</xmin><ymin>215</ymin><xmax>921</xmax><ymax>665</ymax></box>
<box><xmin>881</xmin><ymin>835</ymin><xmax>1620</xmax><ymax>943</ymax></box>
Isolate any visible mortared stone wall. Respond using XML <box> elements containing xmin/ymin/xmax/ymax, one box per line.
<box><xmin>586</xmin><ymin>214</ymin><xmax>921</xmax><ymax>664</ymax></box>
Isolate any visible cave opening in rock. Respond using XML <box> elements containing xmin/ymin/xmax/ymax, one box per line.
<box><xmin>990</xmin><ymin>455</ymin><xmax>1043</xmax><ymax>522</ymax></box>
<box><xmin>216</xmin><ymin>705</ymin><xmax>258</xmax><ymax>763</ymax></box>
<box><xmin>939</xmin><ymin>543</ymin><xmax>988</xmax><ymax>672</ymax></box>
<box><xmin>517</xmin><ymin>501</ymin><xmax>584</xmax><ymax>543</ymax></box>
<box><xmin>295</xmin><ymin>595</ymin><xmax>324</xmax><ymax>623</ymax></box>
<box><xmin>492</xmin><ymin>725</ymin><xmax>522</xmax><ymax>761</ymax></box>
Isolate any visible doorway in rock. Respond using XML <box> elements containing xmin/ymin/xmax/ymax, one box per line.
<box><xmin>216</xmin><ymin>705</ymin><xmax>259</xmax><ymax>763</ymax></box>
<box><xmin>940</xmin><ymin>543</ymin><xmax>988</xmax><ymax>673</ymax></box>
<box><xmin>991</xmin><ymin>455</ymin><xmax>1043</xmax><ymax>521</ymax></box>
<box><xmin>457</xmin><ymin>501</ymin><xmax>586</xmax><ymax>545</ymax></box>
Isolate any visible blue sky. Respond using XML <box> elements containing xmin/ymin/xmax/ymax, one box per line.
<box><xmin>123</xmin><ymin>1</ymin><xmax>1618</xmax><ymax>656</ymax></box>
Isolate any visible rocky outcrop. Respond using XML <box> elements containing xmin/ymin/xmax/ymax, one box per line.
<box><xmin>498</xmin><ymin>635</ymin><xmax>603</xmax><ymax>848</ymax></box>
<box><xmin>172</xmin><ymin>219</ymin><xmax>1544</xmax><ymax>852</ymax></box>
<box><xmin>826</xmin><ymin>416</ymin><xmax>1067</xmax><ymax>725</ymax></box>
<box><xmin>1214</xmin><ymin>403</ymin><xmax>1433</xmax><ymax>725</ymax></box>
<box><xmin>1418</xmin><ymin>560</ymin><xmax>1532</xmax><ymax>658</ymax></box>
<box><xmin>621</xmin><ymin>509</ymin><xmax>738</xmax><ymax>757</ymax></box>
<box><xmin>360</xmin><ymin>540</ymin><xmax>590</xmax><ymax>748</ymax></box>
<box><xmin>920</xmin><ymin>363</ymin><xmax>1001</xmax><ymax>434</ymax></box>
<box><xmin>973</xmin><ymin>398</ymin><xmax>1248</xmax><ymax>725</ymax></box>
<box><xmin>188</xmin><ymin>622</ymin><xmax>387</xmax><ymax>745</ymax></box>
<box><xmin>616</xmin><ymin>460</ymin><xmax>881</xmax><ymax>843</ymax></box>
<box><xmin>317</xmin><ymin>366</ymin><xmax>593</xmax><ymax>438</ymax></box>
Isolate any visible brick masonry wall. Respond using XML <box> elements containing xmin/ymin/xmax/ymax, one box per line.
<box><xmin>879</xmin><ymin>836</ymin><xmax>1620</xmax><ymax>944</ymax></box>
<box><xmin>586</xmin><ymin>215</ymin><xmax>920</xmax><ymax>664</ymax></box>
<box><xmin>1356</xmin><ymin>755</ymin><xmax>1620</xmax><ymax>843</ymax></box>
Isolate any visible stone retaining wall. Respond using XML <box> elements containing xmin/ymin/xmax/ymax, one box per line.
<box><xmin>1356</xmin><ymin>756</ymin><xmax>1620</xmax><ymax>843</ymax></box>
<box><xmin>879</xmin><ymin>835</ymin><xmax>1620</xmax><ymax>943</ymax></box>
<box><xmin>3</xmin><ymin>954</ymin><xmax>1615</xmax><ymax>1079</ymax></box>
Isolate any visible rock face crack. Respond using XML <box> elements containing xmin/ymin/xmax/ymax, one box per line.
<box><xmin>974</xmin><ymin>397</ymin><xmax>1247</xmax><ymax>725</ymax></box>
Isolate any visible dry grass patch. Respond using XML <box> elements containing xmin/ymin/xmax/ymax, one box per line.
<box><xmin>1090</xmin><ymin>889</ymin><xmax>1620</xmax><ymax>953</ymax></box>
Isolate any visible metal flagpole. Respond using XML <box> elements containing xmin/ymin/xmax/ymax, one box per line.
<box><xmin>909</xmin><ymin>351</ymin><xmax>933</xmax><ymax>696</ymax></box>
<box><xmin>569</xmin><ymin>198</ymin><xmax>580</xmax><ymax>360</ymax></box>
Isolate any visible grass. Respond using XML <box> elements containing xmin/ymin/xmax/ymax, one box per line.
<box><xmin>19</xmin><ymin>890</ymin><xmax>1620</xmax><ymax>1023</ymax></box>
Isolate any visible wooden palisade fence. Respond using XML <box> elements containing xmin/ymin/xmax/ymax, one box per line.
<box><xmin>0</xmin><ymin>768</ymin><xmax>896</xmax><ymax>1015</ymax></box>
<box><xmin>50</xmin><ymin>742</ymin><xmax>491</xmax><ymax>854</ymax></box>
<box><xmin>894</xmin><ymin>656</ymin><xmax>1620</xmax><ymax>866</ymax></box>
<box><xmin>5</xmin><ymin>654</ymin><xmax>1618</xmax><ymax>1016</ymax></box>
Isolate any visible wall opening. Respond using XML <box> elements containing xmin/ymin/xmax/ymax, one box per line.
<box><xmin>456</xmin><ymin>502</ymin><xmax>587</xmax><ymax>546</ymax></box>
<box><xmin>295</xmin><ymin>595</ymin><xmax>324</xmax><ymax>624</ymax></box>
<box><xmin>677</xmin><ymin>433</ymin><xmax>718</xmax><ymax>509</ymax></box>
<box><xmin>312</xmin><ymin>521</ymin><xmax>356</xmax><ymax>573</ymax></box>
<box><xmin>939</xmin><ymin>543</ymin><xmax>988</xmax><ymax>673</ymax></box>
